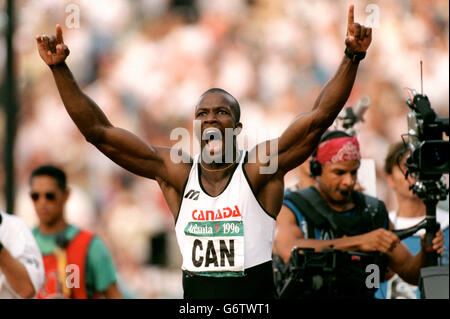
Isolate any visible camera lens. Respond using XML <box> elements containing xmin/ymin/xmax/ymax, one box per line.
<box><xmin>420</xmin><ymin>141</ymin><xmax>449</xmax><ymax>174</ymax></box>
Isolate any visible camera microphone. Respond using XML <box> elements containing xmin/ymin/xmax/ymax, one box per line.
<box><xmin>353</xmin><ymin>95</ymin><xmax>371</xmax><ymax>123</ymax></box>
<box><xmin>338</xmin><ymin>95</ymin><xmax>371</xmax><ymax>135</ymax></box>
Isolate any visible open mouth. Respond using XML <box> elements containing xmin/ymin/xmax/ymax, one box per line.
<box><xmin>203</xmin><ymin>128</ymin><xmax>223</xmax><ymax>154</ymax></box>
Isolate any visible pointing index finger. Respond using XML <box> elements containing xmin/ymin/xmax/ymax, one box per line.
<box><xmin>347</xmin><ymin>4</ymin><xmax>355</xmax><ymax>30</ymax></box>
<box><xmin>56</xmin><ymin>24</ymin><xmax>64</xmax><ymax>44</ymax></box>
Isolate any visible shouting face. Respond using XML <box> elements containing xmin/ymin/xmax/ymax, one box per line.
<box><xmin>195</xmin><ymin>91</ymin><xmax>242</xmax><ymax>164</ymax></box>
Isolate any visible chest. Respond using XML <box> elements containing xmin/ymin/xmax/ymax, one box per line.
<box><xmin>199</xmin><ymin>173</ymin><xmax>234</xmax><ymax>197</ymax></box>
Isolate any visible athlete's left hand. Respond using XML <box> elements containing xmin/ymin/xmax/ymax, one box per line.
<box><xmin>345</xmin><ymin>4</ymin><xmax>372</xmax><ymax>52</ymax></box>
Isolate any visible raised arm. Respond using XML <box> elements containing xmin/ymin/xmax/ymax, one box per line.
<box><xmin>248</xmin><ymin>5</ymin><xmax>372</xmax><ymax>183</ymax></box>
<box><xmin>277</xmin><ymin>5</ymin><xmax>371</xmax><ymax>173</ymax></box>
<box><xmin>36</xmin><ymin>25</ymin><xmax>190</xmax><ymax>187</ymax></box>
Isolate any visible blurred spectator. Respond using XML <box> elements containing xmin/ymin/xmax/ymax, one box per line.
<box><xmin>29</xmin><ymin>165</ymin><xmax>122</xmax><ymax>298</ymax></box>
<box><xmin>375</xmin><ymin>142</ymin><xmax>449</xmax><ymax>299</ymax></box>
<box><xmin>0</xmin><ymin>209</ymin><xmax>45</xmax><ymax>299</ymax></box>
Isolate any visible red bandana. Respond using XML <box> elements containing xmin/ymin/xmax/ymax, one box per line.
<box><xmin>315</xmin><ymin>136</ymin><xmax>361</xmax><ymax>165</ymax></box>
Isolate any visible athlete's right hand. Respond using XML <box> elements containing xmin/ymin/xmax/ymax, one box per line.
<box><xmin>357</xmin><ymin>228</ymin><xmax>400</xmax><ymax>254</ymax></box>
<box><xmin>36</xmin><ymin>24</ymin><xmax>69</xmax><ymax>66</ymax></box>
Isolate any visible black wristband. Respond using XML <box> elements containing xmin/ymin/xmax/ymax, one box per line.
<box><xmin>49</xmin><ymin>62</ymin><xmax>66</xmax><ymax>70</ymax></box>
<box><xmin>345</xmin><ymin>48</ymin><xmax>366</xmax><ymax>62</ymax></box>
<box><xmin>0</xmin><ymin>241</ymin><xmax>3</xmax><ymax>254</ymax></box>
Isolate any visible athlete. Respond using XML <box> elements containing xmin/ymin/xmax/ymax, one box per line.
<box><xmin>36</xmin><ymin>5</ymin><xmax>372</xmax><ymax>298</ymax></box>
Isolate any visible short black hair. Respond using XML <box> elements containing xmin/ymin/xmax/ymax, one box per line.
<box><xmin>384</xmin><ymin>142</ymin><xmax>409</xmax><ymax>175</ymax></box>
<box><xmin>199</xmin><ymin>88</ymin><xmax>241</xmax><ymax>123</ymax></box>
<box><xmin>29</xmin><ymin>165</ymin><xmax>67</xmax><ymax>191</ymax></box>
<box><xmin>320</xmin><ymin>130</ymin><xmax>351</xmax><ymax>143</ymax></box>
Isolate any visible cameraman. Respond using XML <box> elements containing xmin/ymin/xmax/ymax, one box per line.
<box><xmin>375</xmin><ymin>142</ymin><xmax>449</xmax><ymax>299</ymax></box>
<box><xmin>273</xmin><ymin>130</ymin><xmax>445</xmax><ymax>298</ymax></box>
<box><xmin>0</xmin><ymin>210</ymin><xmax>45</xmax><ymax>298</ymax></box>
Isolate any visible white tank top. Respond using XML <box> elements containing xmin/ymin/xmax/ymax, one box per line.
<box><xmin>175</xmin><ymin>151</ymin><xmax>276</xmax><ymax>277</ymax></box>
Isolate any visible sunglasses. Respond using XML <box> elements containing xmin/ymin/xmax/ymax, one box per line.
<box><xmin>30</xmin><ymin>192</ymin><xmax>56</xmax><ymax>201</ymax></box>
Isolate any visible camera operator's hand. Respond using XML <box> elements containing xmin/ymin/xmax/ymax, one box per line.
<box><xmin>357</xmin><ymin>228</ymin><xmax>400</xmax><ymax>254</ymax></box>
<box><xmin>345</xmin><ymin>5</ymin><xmax>372</xmax><ymax>53</ymax></box>
<box><xmin>36</xmin><ymin>24</ymin><xmax>70</xmax><ymax>67</ymax></box>
<box><xmin>421</xmin><ymin>229</ymin><xmax>445</xmax><ymax>254</ymax></box>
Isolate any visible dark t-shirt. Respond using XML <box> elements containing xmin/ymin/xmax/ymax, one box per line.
<box><xmin>283</xmin><ymin>187</ymin><xmax>389</xmax><ymax>239</ymax></box>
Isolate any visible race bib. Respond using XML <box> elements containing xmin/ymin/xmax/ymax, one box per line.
<box><xmin>182</xmin><ymin>206</ymin><xmax>245</xmax><ymax>277</ymax></box>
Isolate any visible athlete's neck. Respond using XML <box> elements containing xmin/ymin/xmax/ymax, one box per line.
<box><xmin>200</xmin><ymin>150</ymin><xmax>241</xmax><ymax>177</ymax></box>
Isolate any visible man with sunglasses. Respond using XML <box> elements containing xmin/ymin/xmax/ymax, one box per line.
<box><xmin>29</xmin><ymin>165</ymin><xmax>122</xmax><ymax>299</ymax></box>
<box><xmin>0</xmin><ymin>210</ymin><xmax>45</xmax><ymax>298</ymax></box>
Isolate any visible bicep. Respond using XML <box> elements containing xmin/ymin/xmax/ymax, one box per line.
<box><xmin>273</xmin><ymin>110</ymin><xmax>327</xmax><ymax>175</ymax></box>
<box><xmin>245</xmin><ymin>111</ymin><xmax>324</xmax><ymax>189</ymax></box>
<box><xmin>90</xmin><ymin>125</ymin><xmax>169</xmax><ymax>180</ymax></box>
<box><xmin>275</xmin><ymin>205</ymin><xmax>305</xmax><ymax>261</ymax></box>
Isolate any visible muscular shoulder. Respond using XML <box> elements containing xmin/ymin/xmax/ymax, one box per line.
<box><xmin>244</xmin><ymin>167</ymin><xmax>284</xmax><ymax>218</ymax></box>
<box><xmin>241</xmin><ymin>148</ymin><xmax>286</xmax><ymax>217</ymax></box>
<box><xmin>277</xmin><ymin>204</ymin><xmax>299</xmax><ymax>226</ymax></box>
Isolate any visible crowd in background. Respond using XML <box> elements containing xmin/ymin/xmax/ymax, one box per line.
<box><xmin>0</xmin><ymin>0</ymin><xmax>448</xmax><ymax>298</ymax></box>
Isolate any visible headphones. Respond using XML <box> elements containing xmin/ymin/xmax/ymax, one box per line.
<box><xmin>309</xmin><ymin>130</ymin><xmax>352</xmax><ymax>177</ymax></box>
